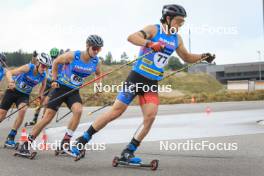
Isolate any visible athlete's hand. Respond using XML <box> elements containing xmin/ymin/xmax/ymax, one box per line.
<box><xmin>51</xmin><ymin>81</ymin><xmax>59</xmax><ymax>89</ymax></box>
<box><xmin>8</xmin><ymin>80</ymin><xmax>15</xmax><ymax>89</ymax></box>
<box><xmin>146</xmin><ymin>41</ymin><xmax>165</xmax><ymax>52</ymax></box>
<box><xmin>202</xmin><ymin>53</ymin><xmax>215</xmax><ymax>63</ymax></box>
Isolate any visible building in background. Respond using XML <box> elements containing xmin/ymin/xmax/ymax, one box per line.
<box><xmin>189</xmin><ymin>62</ymin><xmax>264</xmax><ymax>91</ymax></box>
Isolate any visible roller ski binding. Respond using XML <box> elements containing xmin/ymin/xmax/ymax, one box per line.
<box><xmin>69</xmin><ymin>132</ymin><xmax>91</xmax><ymax>161</ymax></box>
<box><xmin>14</xmin><ymin>142</ymin><xmax>37</xmax><ymax>159</ymax></box>
<box><xmin>112</xmin><ymin>149</ymin><xmax>159</xmax><ymax>171</ymax></box>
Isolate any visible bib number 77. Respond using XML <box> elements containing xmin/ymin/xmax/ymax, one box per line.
<box><xmin>154</xmin><ymin>53</ymin><xmax>169</xmax><ymax>68</ymax></box>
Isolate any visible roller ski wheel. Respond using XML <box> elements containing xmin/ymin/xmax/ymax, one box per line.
<box><xmin>112</xmin><ymin>156</ymin><xmax>119</xmax><ymax>167</ymax></box>
<box><xmin>54</xmin><ymin>149</ymin><xmax>61</xmax><ymax>156</ymax></box>
<box><xmin>150</xmin><ymin>159</ymin><xmax>159</xmax><ymax>171</ymax></box>
<box><xmin>112</xmin><ymin>156</ymin><xmax>159</xmax><ymax>171</ymax></box>
<box><xmin>14</xmin><ymin>151</ymin><xmax>37</xmax><ymax>160</ymax></box>
<box><xmin>54</xmin><ymin>146</ymin><xmax>66</xmax><ymax>156</ymax></box>
<box><xmin>3</xmin><ymin>142</ymin><xmax>19</xmax><ymax>150</ymax></box>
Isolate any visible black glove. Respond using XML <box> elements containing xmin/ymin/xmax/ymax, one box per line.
<box><xmin>33</xmin><ymin>50</ymin><xmax>38</xmax><ymax>57</ymax></box>
<box><xmin>201</xmin><ymin>53</ymin><xmax>215</xmax><ymax>63</ymax></box>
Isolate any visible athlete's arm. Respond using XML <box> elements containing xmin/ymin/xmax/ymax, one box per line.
<box><xmin>127</xmin><ymin>25</ymin><xmax>157</xmax><ymax>46</ymax></box>
<box><xmin>52</xmin><ymin>52</ymin><xmax>74</xmax><ymax>81</ymax></box>
<box><xmin>6</xmin><ymin>64</ymin><xmax>30</xmax><ymax>82</ymax></box>
<box><xmin>94</xmin><ymin>63</ymin><xmax>102</xmax><ymax>85</ymax></box>
<box><xmin>6</xmin><ymin>64</ymin><xmax>30</xmax><ymax>89</ymax></box>
<box><xmin>176</xmin><ymin>34</ymin><xmax>203</xmax><ymax>63</ymax></box>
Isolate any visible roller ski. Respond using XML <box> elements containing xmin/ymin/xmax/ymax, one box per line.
<box><xmin>14</xmin><ymin>141</ymin><xmax>37</xmax><ymax>159</ymax></box>
<box><xmin>55</xmin><ymin>144</ymin><xmax>86</xmax><ymax>160</ymax></box>
<box><xmin>57</xmin><ymin>145</ymin><xmax>86</xmax><ymax>161</ymax></box>
<box><xmin>67</xmin><ymin>133</ymin><xmax>91</xmax><ymax>161</ymax></box>
<box><xmin>3</xmin><ymin>136</ymin><xmax>19</xmax><ymax>150</ymax></box>
<box><xmin>54</xmin><ymin>137</ymin><xmax>86</xmax><ymax>160</ymax></box>
<box><xmin>112</xmin><ymin>149</ymin><xmax>159</xmax><ymax>171</ymax></box>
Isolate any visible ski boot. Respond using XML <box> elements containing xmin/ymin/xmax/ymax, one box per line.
<box><xmin>24</xmin><ymin>119</ymin><xmax>37</xmax><ymax>127</ymax></box>
<box><xmin>71</xmin><ymin>132</ymin><xmax>91</xmax><ymax>161</ymax></box>
<box><xmin>54</xmin><ymin>137</ymin><xmax>71</xmax><ymax>156</ymax></box>
<box><xmin>4</xmin><ymin>136</ymin><xmax>19</xmax><ymax>150</ymax></box>
<box><xmin>14</xmin><ymin>141</ymin><xmax>37</xmax><ymax>159</ymax></box>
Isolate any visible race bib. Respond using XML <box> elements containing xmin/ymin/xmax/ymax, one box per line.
<box><xmin>153</xmin><ymin>52</ymin><xmax>170</xmax><ymax>68</ymax></box>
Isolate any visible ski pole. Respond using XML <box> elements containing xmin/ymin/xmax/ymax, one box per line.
<box><xmin>87</xmin><ymin>101</ymin><xmax>114</xmax><ymax>116</ymax></box>
<box><xmin>84</xmin><ymin>55</ymin><xmax>210</xmax><ymax>116</ymax></box>
<box><xmin>55</xmin><ymin>92</ymin><xmax>106</xmax><ymax>122</ymax></box>
<box><xmin>162</xmin><ymin>55</ymin><xmax>209</xmax><ymax>80</ymax></box>
<box><xmin>0</xmin><ymin>57</ymin><xmax>9</xmax><ymax>69</ymax></box>
<box><xmin>55</xmin><ymin>96</ymin><xmax>91</xmax><ymax>123</ymax></box>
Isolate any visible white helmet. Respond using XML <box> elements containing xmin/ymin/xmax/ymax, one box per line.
<box><xmin>37</xmin><ymin>52</ymin><xmax>52</xmax><ymax>67</ymax></box>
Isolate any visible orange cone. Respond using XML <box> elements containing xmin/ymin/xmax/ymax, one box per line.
<box><xmin>40</xmin><ymin>130</ymin><xmax>48</xmax><ymax>150</ymax></box>
<box><xmin>191</xmin><ymin>96</ymin><xmax>196</xmax><ymax>104</ymax></box>
<box><xmin>205</xmin><ymin>106</ymin><xmax>212</xmax><ymax>115</ymax></box>
<box><xmin>19</xmin><ymin>128</ymin><xmax>28</xmax><ymax>142</ymax></box>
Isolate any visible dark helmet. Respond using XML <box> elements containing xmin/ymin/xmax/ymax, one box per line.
<box><xmin>59</xmin><ymin>49</ymin><xmax>64</xmax><ymax>55</ymax></box>
<box><xmin>0</xmin><ymin>53</ymin><xmax>7</xmax><ymax>67</ymax></box>
<box><xmin>161</xmin><ymin>4</ymin><xmax>187</xmax><ymax>23</ymax></box>
<box><xmin>86</xmin><ymin>34</ymin><xmax>104</xmax><ymax>48</ymax></box>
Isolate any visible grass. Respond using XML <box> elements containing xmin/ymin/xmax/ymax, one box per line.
<box><xmin>0</xmin><ymin>64</ymin><xmax>263</xmax><ymax>107</ymax></box>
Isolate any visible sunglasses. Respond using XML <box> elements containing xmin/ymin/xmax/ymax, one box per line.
<box><xmin>92</xmin><ymin>46</ymin><xmax>101</xmax><ymax>52</ymax></box>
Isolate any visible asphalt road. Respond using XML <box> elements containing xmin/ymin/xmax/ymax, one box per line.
<box><xmin>0</xmin><ymin>101</ymin><xmax>263</xmax><ymax>176</ymax></box>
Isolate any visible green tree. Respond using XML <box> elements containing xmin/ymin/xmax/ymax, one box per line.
<box><xmin>5</xmin><ymin>50</ymin><xmax>31</xmax><ymax>67</ymax></box>
<box><xmin>104</xmin><ymin>51</ymin><xmax>113</xmax><ymax>65</ymax></box>
<box><xmin>166</xmin><ymin>56</ymin><xmax>183</xmax><ymax>71</ymax></box>
<box><xmin>120</xmin><ymin>51</ymin><xmax>129</xmax><ymax>64</ymax></box>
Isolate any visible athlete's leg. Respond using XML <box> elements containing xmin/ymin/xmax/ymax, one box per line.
<box><xmin>0</xmin><ymin>109</ymin><xmax>8</xmax><ymax>122</ymax></box>
<box><xmin>29</xmin><ymin>88</ymin><xmax>64</xmax><ymax>139</ymax></box>
<box><xmin>12</xmin><ymin>103</ymin><xmax>28</xmax><ymax>130</ymax></box>
<box><xmin>135</xmin><ymin>104</ymin><xmax>158</xmax><ymax>141</ymax></box>
<box><xmin>120</xmin><ymin>92</ymin><xmax>159</xmax><ymax>161</ymax></box>
<box><xmin>17</xmin><ymin>108</ymin><xmax>57</xmax><ymax>154</ymax></box>
<box><xmin>6</xmin><ymin>93</ymin><xmax>29</xmax><ymax>146</ymax></box>
<box><xmin>18</xmin><ymin>88</ymin><xmax>65</xmax><ymax>153</ymax></box>
<box><xmin>67</xmin><ymin>102</ymin><xmax>82</xmax><ymax>131</ymax></box>
<box><xmin>61</xmin><ymin>102</ymin><xmax>83</xmax><ymax>148</ymax></box>
<box><xmin>32</xmin><ymin>97</ymin><xmax>43</xmax><ymax>121</ymax></box>
<box><xmin>93</xmin><ymin>99</ymin><xmax>128</xmax><ymax>130</ymax></box>
<box><xmin>30</xmin><ymin>108</ymin><xmax>57</xmax><ymax>138</ymax></box>
<box><xmin>71</xmin><ymin>90</ymin><xmax>135</xmax><ymax>155</ymax></box>
<box><xmin>41</xmin><ymin>96</ymin><xmax>50</xmax><ymax>116</ymax></box>
<box><xmin>0</xmin><ymin>89</ymin><xmax>16</xmax><ymax>122</ymax></box>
